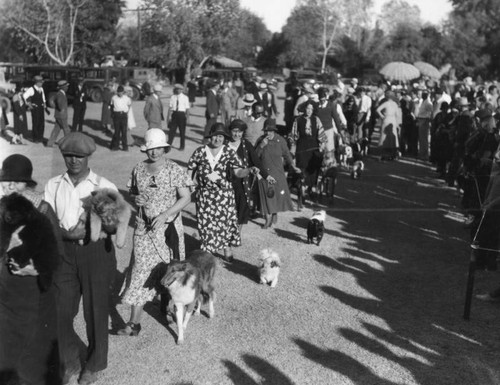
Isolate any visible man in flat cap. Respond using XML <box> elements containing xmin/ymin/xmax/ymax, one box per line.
<box><xmin>167</xmin><ymin>83</ymin><xmax>190</xmax><ymax>150</ymax></box>
<box><xmin>23</xmin><ymin>75</ymin><xmax>49</xmax><ymax>143</ymax></box>
<box><xmin>47</xmin><ymin>80</ymin><xmax>70</xmax><ymax>148</ymax></box>
<box><xmin>44</xmin><ymin>132</ymin><xmax>118</xmax><ymax>385</ymax></box>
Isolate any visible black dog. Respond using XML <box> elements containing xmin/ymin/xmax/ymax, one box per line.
<box><xmin>0</xmin><ymin>193</ymin><xmax>60</xmax><ymax>291</ymax></box>
<box><xmin>307</xmin><ymin>210</ymin><xmax>326</xmax><ymax>246</ymax></box>
<box><xmin>286</xmin><ymin>166</ymin><xmax>305</xmax><ymax>210</ymax></box>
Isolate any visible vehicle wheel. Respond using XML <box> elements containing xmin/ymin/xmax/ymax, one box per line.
<box><xmin>131</xmin><ymin>86</ymin><xmax>140</xmax><ymax>101</ymax></box>
<box><xmin>47</xmin><ymin>92</ymin><xmax>57</xmax><ymax>108</ymax></box>
<box><xmin>90</xmin><ymin>88</ymin><xmax>103</xmax><ymax>103</ymax></box>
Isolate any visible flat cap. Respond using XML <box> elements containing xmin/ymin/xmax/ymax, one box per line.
<box><xmin>58</xmin><ymin>132</ymin><xmax>96</xmax><ymax>157</ymax></box>
<box><xmin>33</xmin><ymin>75</ymin><xmax>44</xmax><ymax>82</ymax></box>
<box><xmin>58</xmin><ymin>80</ymin><xmax>69</xmax><ymax>88</ymax></box>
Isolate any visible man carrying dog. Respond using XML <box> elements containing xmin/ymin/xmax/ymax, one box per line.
<box><xmin>44</xmin><ymin>132</ymin><xmax>118</xmax><ymax>385</ymax></box>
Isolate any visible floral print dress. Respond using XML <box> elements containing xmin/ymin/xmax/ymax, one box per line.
<box><xmin>122</xmin><ymin>159</ymin><xmax>193</xmax><ymax>306</ymax></box>
<box><xmin>188</xmin><ymin>145</ymin><xmax>243</xmax><ymax>253</ymax></box>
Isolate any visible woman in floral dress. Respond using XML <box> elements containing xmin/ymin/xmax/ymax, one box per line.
<box><xmin>119</xmin><ymin>129</ymin><xmax>192</xmax><ymax>336</ymax></box>
<box><xmin>188</xmin><ymin>123</ymin><xmax>250</xmax><ymax>262</ymax></box>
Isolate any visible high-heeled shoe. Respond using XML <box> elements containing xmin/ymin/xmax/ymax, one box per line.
<box><xmin>263</xmin><ymin>214</ymin><xmax>273</xmax><ymax>229</ymax></box>
<box><xmin>117</xmin><ymin>322</ymin><xmax>141</xmax><ymax>336</ymax></box>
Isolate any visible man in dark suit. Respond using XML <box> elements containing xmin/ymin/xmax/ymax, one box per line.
<box><xmin>72</xmin><ymin>77</ymin><xmax>87</xmax><ymax>132</ymax></box>
<box><xmin>204</xmin><ymin>79</ymin><xmax>220</xmax><ymax>138</ymax></box>
<box><xmin>46</xmin><ymin>80</ymin><xmax>70</xmax><ymax>148</ymax></box>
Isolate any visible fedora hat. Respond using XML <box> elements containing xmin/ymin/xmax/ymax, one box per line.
<box><xmin>58</xmin><ymin>80</ymin><xmax>69</xmax><ymax>88</ymax></box>
<box><xmin>205</xmin><ymin>123</ymin><xmax>230</xmax><ymax>138</ymax></box>
<box><xmin>0</xmin><ymin>154</ymin><xmax>37</xmax><ymax>186</ymax></box>
<box><xmin>263</xmin><ymin>118</ymin><xmax>277</xmax><ymax>132</ymax></box>
<box><xmin>141</xmin><ymin>128</ymin><xmax>171</xmax><ymax>152</ymax></box>
<box><xmin>33</xmin><ymin>75</ymin><xmax>44</xmax><ymax>83</ymax></box>
<box><xmin>173</xmin><ymin>83</ymin><xmax>184</xmax><ymax>91</ymax></box>
<box><xmin>242</xmin><ymin>93</ymin><xmax>256</xmax><ymax>106</ymax></box>
<box><xmin>153</xmin><ymin>84</ymin><xmax>163</xmax><ymax>92</ymax></box>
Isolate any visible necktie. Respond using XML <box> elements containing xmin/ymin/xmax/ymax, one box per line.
<box><xmin>176</xmin><ymin>97</ymin><xmax>179</xmax><ymax>111</ymax></box>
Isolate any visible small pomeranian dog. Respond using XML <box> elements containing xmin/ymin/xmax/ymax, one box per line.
<box><xmin>80</xmin><ymin>188</ymin><xmax>132</xmax><ymax>248</ymax></box>
<box><xmin>258</xmin><ymin>249</ymin><xmax>281</xmax><ymax>288</ymax></box>
<box><xmin>160</xmin><ymin>250</ymin><xmax>216</xmax><ymax>344</ymax></box>
<box><xmin>307</xmin><ymin>210</ymin><xmax>326</xmax><ymax>246</ymax></box>
<box><xmin>318</xmin><ymin>150</ymin><xmax>337</xmax><ymax>199</ymax></box>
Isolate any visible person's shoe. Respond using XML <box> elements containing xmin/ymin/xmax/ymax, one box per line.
<box><xmin>78</xmin><ymin>370</ymin><xmax>98</xmax><ymax>385</ymax></box>
<box><xmin>117</xmin><ymin>321</ymin><xmax>141</xmax><ymax>336</ymax></box>
<box><xmin>475</xmin><ymin>293</ymin><xmax>500</xmax><ymax>302</ymax></box>
<box><xmin>263</xmin><ymin>215</ymin><xmax>273</xmax><ymax>229</ymax></box>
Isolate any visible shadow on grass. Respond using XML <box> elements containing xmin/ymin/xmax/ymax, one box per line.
<box><xmin>223</xmin><ymin>258</ymin><xmax>258</xmax><ymax>283</ymax></box>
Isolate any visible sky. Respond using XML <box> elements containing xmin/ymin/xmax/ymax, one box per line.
<box><xmin>126</xmin><ymin>0</ymin><xmax>454</xmax><ymax>33</ymax></box>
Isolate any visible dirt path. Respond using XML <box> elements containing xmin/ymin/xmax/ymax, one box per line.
<box><xmin>2</xmin><ymin>85</ymin><xmax>500</xmax><ymax>384</ymax></box>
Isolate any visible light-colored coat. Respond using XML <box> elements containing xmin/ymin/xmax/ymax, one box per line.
<box><xmin>143</xmin><ymin>94</ymin><xmax>164</xmax><ymax>128</ymax></box>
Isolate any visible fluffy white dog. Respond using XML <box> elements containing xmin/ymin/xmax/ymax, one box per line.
<box><xmin>258</xmin><ymin>249</ymin><xmax>281</xmax><ymax>287</ymax></box>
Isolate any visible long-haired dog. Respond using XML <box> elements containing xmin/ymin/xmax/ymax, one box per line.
<box><xmin>160</xmin><ymin>250</ymin><xmax>216</xmax><ymax>345</ymax></box>
<box><xmin>80</xmin><ymin>188</ymin><xmax>131</xmax><ymax>248</ymax></box>
<box><xmin>0</xmin><ymin>193</ymin><xmax>59</xmax><ymax>291</ymax></box>
<box><xmin>258</xmin><ymin>249</ymin><xmax>281</xmax><ymax>287</ymax></box>
<box><xmin>307</xmin><ymin>210</ymin><xmax>326</xmax><ymax>246</ymax></box>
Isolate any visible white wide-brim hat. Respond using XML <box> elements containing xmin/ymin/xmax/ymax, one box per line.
<box><xmin>140</xmin><ymin>128</ymin><xmax>170</xmax><ymax>152</ymax></box>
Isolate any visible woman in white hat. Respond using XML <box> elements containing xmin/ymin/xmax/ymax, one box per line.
<box><xmin>119</xmin><ymin>129</ymin><xmax>193</xmax><ymax>336</ymax></box>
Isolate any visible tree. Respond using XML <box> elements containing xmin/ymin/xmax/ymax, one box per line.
<box><xmin>2</xmin><ymin>0</ymin><xmax>87</xmax><ymax>65</ymax></box>
<box><xmin>377</xmin><ymin>0</ymin><xmax>422</xmax><ymax>34</ymax></box>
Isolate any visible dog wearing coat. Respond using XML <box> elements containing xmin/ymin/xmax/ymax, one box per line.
<box><xmin>160</xmin><ymin>250</ymin><xmax>216</xmax><ymax>344</ymax></box>
<box><xmin>307</xmin><ymin>210</ymin><xmax>326</xmax><ymax>246</ymax></box>
<box><xmin>258</xmin><ymin>248</ymin><xmax>281</xmax><ymax>287</ymax></box>
<box><xmin>80</xmin><ymin>188</ymin><xmax>131</xmax><ymax>248</ymax></box>
<box><xmin>0</xmin><ymin>193</ymin><xmax>60</xmax><ymax>291</ymax></box>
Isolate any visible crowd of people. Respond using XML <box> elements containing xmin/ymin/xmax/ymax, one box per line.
<box><xmin>3</xmin><ymin>70</ymin><xmax>500</xmax><ymax>385</ymax></box>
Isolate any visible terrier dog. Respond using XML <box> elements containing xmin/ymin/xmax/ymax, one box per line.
<box><xmin>307</xmin><ymin>210</ymin><xmax>326</xmax><ymax>245</ymax></box>
<box><xmin>0</xmin><ymin>193</ymin><xmax>60</xmax><ymax>291</ymax></box>
<box><xmin>160</xmin><ymin>250</ymin><xmax>217</xmax><ymax>345</ymax></box>
<box><xmin>81</xmin><ymin>188</ymin><xmax>132</xmax><ymax>248</ymax></box>
<box><xmin>258</xmin><ymin>249</ymin><xmax>281</xmax><ymax>287</ymax></box>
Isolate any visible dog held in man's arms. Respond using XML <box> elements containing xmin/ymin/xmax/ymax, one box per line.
<box><xmin>258</xmin><ymin>248</ymin><xmax>281</xmax><ymax>288</ymax></box>
<box><xmin>160</xmin><ymin>250</ymin><xmax>217</xmax><ymax>344</ymax></box>
<box><xmin>0</xmin><ymin>193</ymin><xmax>60</xmax><ymax>291</ymax></box>
<box><xmin>307</xmin><ymin>210</ymin><xmax>326</xmax><ymax>246</ymax></box>
<box><xmin>80</xmin><ymin>188</ymin><xmax>132</xmax><ymax>248</ymax></box>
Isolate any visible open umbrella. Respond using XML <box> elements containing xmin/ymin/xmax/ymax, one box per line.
<box><xmin>379</xmin><ymin>62</ymin><xmax>420</xmax><ymax>82</ymax></box>
<box><xmin>414</xmin><ymin>61</ymin><xmax>441</xmax><ymax>79</ymax></box>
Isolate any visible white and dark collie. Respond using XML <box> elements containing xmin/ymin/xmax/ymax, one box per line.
<box><xmin>258</xmin><ymin>249</ymin><xmax>281</xmax><ymax>288</ymax></box>
<box><xmin>160</xmin><ymin>250</ymin><xmax>217</xmax><ymax>344</ymax></box>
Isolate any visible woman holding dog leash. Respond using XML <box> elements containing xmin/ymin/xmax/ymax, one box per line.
<box><xmin>256</xmin><ymin>118</ymin><xmax>301</xmax><ymax>229</ymax></box>
<box><xmin>119</xmin><ymin>129</ymin><xmax>193</xmax><ymax>336</ymax></box>
<box><xmin>227</xmin><ymin>119</ymin><xmax>268</xmax><ymax>228</ymax></box>
<box><xmin>290</xmin><ymin>100</ymin><xmax>327</xmax><ymax>200</ymax></box>
<box><xmin>188</xmin><ymin>123</ymin><xmax>251</xmax><ymax>262</ymax></box>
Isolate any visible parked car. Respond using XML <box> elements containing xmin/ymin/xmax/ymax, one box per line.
<box><xmin>83</xmin><ymin>66</ymin><xmax>155</xmax><ymax>102</ymax></box>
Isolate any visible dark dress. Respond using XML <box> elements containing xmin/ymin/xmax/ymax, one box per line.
<box><xmin>0</xmin><ymin>191</ymin><xmax>63</xmax><ymax>385</ymax></box>
<box><xmin>255</xmin><ymin>134</ymin><xmax>295</xmax><ymax>215</ymax></box>
<box><xmin>188</xmin><ymin>145</ymin><xmax>244</xmax><ymax>252</ymax></box>
<box><xmin>229</xmin><ymin>140</ymin><xmax>268</xmax><ymax>224</ymax></box>
<box><xmin>101</xmin><ymin>87</ymin><xmax>113</xmax><ymax>127</ymax></box>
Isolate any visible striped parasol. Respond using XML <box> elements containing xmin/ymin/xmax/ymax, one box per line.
<box><xmin>413</xmin><ymin>61</ymin><xmax>442</xmax><ymax>79</ymax></box>
<box><xmin>379</xmin><ymin>62</ymin><xmax>420</xmax><ymax>82</ymax></box>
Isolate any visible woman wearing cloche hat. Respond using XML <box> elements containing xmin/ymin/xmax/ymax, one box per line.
<box><xmin>188</xmin><ymin>123</ymin><xmax>252</xmax><ymax>262</ymax></box>
<box><xmin>0</xmin><ymin>154</ymin><xmax>63</xmax><ymax>385</ymax></box>
<box><xmin>119</xmin><ymin>128</ymin><xmax>194</xmax><ymax>336</ymax></box>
